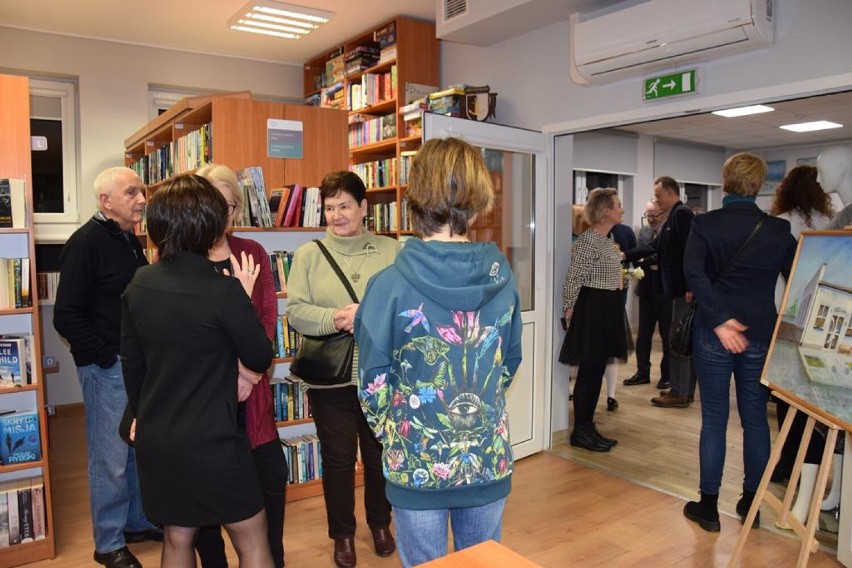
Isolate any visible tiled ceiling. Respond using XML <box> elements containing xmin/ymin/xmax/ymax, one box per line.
<box><xmin>617</xmin><ymin>90</ymin><xmax>852</xmax><ymax>151</ymax></box>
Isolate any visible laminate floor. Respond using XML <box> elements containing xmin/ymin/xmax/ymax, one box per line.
<box><xmin>26</xmin><ymin>402</ymin><xmax>843</xmax><ymax>567</ymax></box>
<box><xmin>549</xmin><ymin>338</ymin><xmax>841</xmax><ymax>552</ymax></box>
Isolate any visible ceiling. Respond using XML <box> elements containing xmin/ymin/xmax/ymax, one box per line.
<box><xmin>616</xmin><ymin>90</ymin><xmax>852</xmax><ymax>151</ymax></box>
<box><xmin>3</xmin><ymin>1</ymin><xmax>851</xmax><ymax>152</ymax></box>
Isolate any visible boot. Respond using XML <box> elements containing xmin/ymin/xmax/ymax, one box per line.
<box><xmin>591</xmin><ymin>423</ymin><xmax>617</xmax><ymax>447</ymax></box>
<box><xmin>822</xmin><ymin>454</ymin><xmax>842</xmax><ymax>511</ymax></box>
<box><xmin>683</xmin><ymin>492</ymin><xmax>720</xmax><ymax>532</ymax></box>
<box><xmin>570</xmin><ymin>423</ymin><xmax>611</xmax><ymax>452</ymax></box>
<box><xmin>737</xmin><ymin>488</ymin><xmax>760</xmax><ymax>528</ymax></box>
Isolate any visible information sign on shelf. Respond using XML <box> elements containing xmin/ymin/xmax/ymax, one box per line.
<box><xmin>267</xmin><ymin>119</ymin><xmax>303</xmax><ymax>159</ymax></box>
<box><xmin>643</xmin><ymin>70</ymin><xmax>697</xmax><ymax>102</ymax></box>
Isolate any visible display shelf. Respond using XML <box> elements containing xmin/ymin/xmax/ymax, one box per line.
<box><xmin>0</xmin><ymin>73</ymin><xmax>55</xmax><ymax>566</ymax></box>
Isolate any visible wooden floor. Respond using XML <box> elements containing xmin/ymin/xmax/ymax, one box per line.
<box><xmin>24</xmin><ymin>404</ymin><xmax>842</xmax><ymax>567</ymax></box>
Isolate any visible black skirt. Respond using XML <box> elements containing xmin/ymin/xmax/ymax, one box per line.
<box><xmin>559</xmin><ymin>287</ymin><xmax>632</xmax><ymax>366</ymax></box>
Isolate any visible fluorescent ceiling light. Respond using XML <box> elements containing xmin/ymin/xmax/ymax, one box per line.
<box><xmin>780</xmin><ymin>121</ymin><xmax>844</xmax><ymax>133</ymax></box>
<box><xmin>711</xmin><ymin>105</ymin><xmax>775</xmax><ymax>118</ymax></box>
<box><xmin>228</xmin><ymin>1</ymin><xmax>332</xmax><ymax>39</ymax></box>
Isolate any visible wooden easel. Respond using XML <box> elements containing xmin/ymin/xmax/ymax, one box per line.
<box><xmin>728</xmin><ymin>390</ymin><xmax>843</xmax><ymax>567</ymax></box>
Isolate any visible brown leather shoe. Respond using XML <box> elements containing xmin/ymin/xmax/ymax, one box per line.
<box><xmin>371</xmin><ymin>526</ymin><xmax>396</xmax><ymax>557</ymax></box>
<box><xmin>651</xmin><ymin>391</ymin><xmax>691</xmax><ymax>408</ymax></box>
<box><xmin>333</xmin><ymin>537</ymin><xmax>356</xmax><ymax>568</ymax></box>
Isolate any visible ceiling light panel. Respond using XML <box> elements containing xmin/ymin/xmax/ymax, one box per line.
<box><xmin>779</xmin><ymin>121</ymin><xmax>843</xmax><ymax>133</ymax></box>
<box><xmin>228</xmin><ymin>1</ymin><xmax>332</xmax><ymax>39</ymax></box>
<box><xmin>711</xmin><ymin>105</ymin><xmax>775</xmax><ymax>118</ymax></box>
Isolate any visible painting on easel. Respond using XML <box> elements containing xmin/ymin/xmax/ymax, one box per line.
<box><xmin>762</xmin><ymin>231</ymin><xmax>852</xmax><ymax>430</ymax></box>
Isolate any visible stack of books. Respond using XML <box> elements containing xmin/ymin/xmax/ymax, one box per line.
<box><xmin>344</xmin><ymin>43</ymin><xmax>380</xmax><ymax>77</ymax></box>
<box><xmin>0</xmin><ymin>475</ymin><xmax>47</xmax><ymax>546</ymax></box>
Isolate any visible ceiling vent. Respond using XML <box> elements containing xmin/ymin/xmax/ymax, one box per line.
<box><xmin>444</xmin><ymin>0</ymin><xmax>468</xmax><ymax>21</ymax></box>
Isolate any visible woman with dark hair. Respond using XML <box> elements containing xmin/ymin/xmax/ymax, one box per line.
<box><xmin>682</xmin><ymin>153</ymin><xmax>796</xmax><ymax>533</ymax></box>
<box><xmin>285</xmin><ymin>171</ymin><xmax>399</xmax><ymax>568</ymax></box>
<box><xmin>121</xmin><ymin>174</ymin><xmax>274</xmax><ymax>567</ymax></box>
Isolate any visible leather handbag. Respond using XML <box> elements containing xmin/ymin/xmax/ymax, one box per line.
<box><xmin>289</xmin><ymin>241</ymin><xmax>359</xmax><ymax>386</ymax></box>
<box><xmin>669</xmin><ymin>216</ymin><xmax>766</xmax><ymax>358</ymax></box>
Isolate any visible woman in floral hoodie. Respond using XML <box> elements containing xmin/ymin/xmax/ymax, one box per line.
<box><xmin>354</xmin><ymin>137</ymin><xmax>523</xmax><ymax>567</ymax></box>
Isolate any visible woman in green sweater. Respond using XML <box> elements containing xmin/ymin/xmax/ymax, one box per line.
<box><xmin>285</xmin><ymin>171</ymin><xmax>399</xmax><ymax>568</ymax></box>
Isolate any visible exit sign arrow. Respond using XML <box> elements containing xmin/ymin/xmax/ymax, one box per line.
<box><xmin>643</xmin><ymin>70</ymin><xmax>697</xmax><ymax>101</ymax></box>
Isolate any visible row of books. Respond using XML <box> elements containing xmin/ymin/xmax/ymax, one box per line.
<box><xmin>235</xmin><ymin>167</ymin><xmax>273</xmax><ymax>228</ymax></box>
<box><xmin>0</xmin><ymin>410</ymin><xmax>40</xmax><ymax>464</ymax></box>
<box><xmin>267</xmin><ymin>185</ymin><xmax>324</xmax><ymax>229</ymax></box>
<box><xmin>35</xmin><ymin>272</ymin><xmax>59</xmax><ymax>303</ymax></box>
<box><xmin>129</xmin><ymin>123</ymin><xmax>212</xmax><ymax>185</ymax></box>
<box><xmin>399</xmin><ymin>151</ymin><xmax>417</xmax><ymax>186</ymax></box>
<box><xmin>350</xmin><ymin>158</ymin><xmax>398</xmax><ymax>190</ymax></box>
<box><xmin>348</xmin><ymin>66</ymin><xmax>397</xmax><ymax>111</ymax></box>
<box><xmin>367</xmin><ymin>199</ymin><xmax>410</xmax><ymax>233</ymax></box>
<box><xmin>0</xmin><ymin>475</ymin><xmax>47</xmax><ymax>547</ymax></box>
<box><xmin>268</xmin><ymin>251</ymin><xmax>293</xmax><ymax>295</ymax></box>
<box><xmin>0</xmin><ymin>179</ymin><xmax>27</xmax><ymax>229</ymax></box>
<box><xmin>348</xmin><ymin>115</ymin><xmax>396</xmax><ymax>148</ymax></box>
<box><xmin>271</xmin><ymin>379</ymin><xmax>310</xmax><ymax>423</ymax></box>
<box><xmin>0</xmin><ymin>258</ymin><xmax>31</xmax><ymax>310</ymax></box>
<box><xmin>273</xmin><ymin>315</ymin><xmax>300</xmax><ymax>359</ymax></box>
<box><xmin>281</xmin><ymin>435</ymin><xmax>322</xmax><ymax>485</ymax></box>
<box><xmin>0</xmin><ymin>336</ymin><xmax>34</xmax><ymax>389</ymax></box>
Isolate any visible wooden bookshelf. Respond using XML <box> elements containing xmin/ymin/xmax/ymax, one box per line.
<box><xmin>0</xmin><ymin>74</ymin><xmax>56</xmax><ymax>565</ymax></box>
<box><xmin>304</xmin><ymin>16</ymin><xmax>439</xmax><ymax>237</ymax></box>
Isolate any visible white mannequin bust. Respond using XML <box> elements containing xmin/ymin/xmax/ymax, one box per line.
<box><xmin>817</xmin><ymin>145</ymin><xmax>852</xmax><ymax>229</ymax></box>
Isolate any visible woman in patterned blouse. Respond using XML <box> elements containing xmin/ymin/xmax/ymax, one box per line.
<box><xmin>559</xmin><ymin>188</ymin><xmax>632</xmax><ymax>452</ymax></box>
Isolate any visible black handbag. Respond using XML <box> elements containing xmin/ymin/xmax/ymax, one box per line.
<box><xmin>669</xmin><ymin>216</ymin><xmax>766</xmax><ymax>358</ymax></box>
<box><xmin>289</xmin><ymin>241</ymin><xmax>359</xmax><ymax>386</ymax></box>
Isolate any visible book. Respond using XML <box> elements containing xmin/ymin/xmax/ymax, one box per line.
<box><xmin>0</xmin><ymin>337</ymin><xmax>26</xmax><ymax>387</ymax></box>
<box><xmin>283</xmin><ymin>185</ymin><xmax>303</xmax><ymax>228</ymax></box>
<box><xmin>16</xmin><ymin>479</ymin><xmax>33</xmax><ymax>543</ymax></box>
<box><xmin>5</xmin><ymin>480</ymin><xmax>20</xmax><ymax>545</ymax></box>
<box><xmin>272</xmin><ymin>186</ymin><xmax>291</xmax><ymax>227</ymax></box>
<box><xmin>0</xmin><ymin>179</ymin><xmax>26</xmax><ymax>229</ymax></box>
<box><xmin>0</xmin><ymin>411</ymin><xmax>42</xmax><ymax>466</ymax></box>
<box><xmin>30</xmin><ymin>476</ymin><xmax>45</xmax><ymax>540</ymax></box>
<box><xmin>0</xmin><ymin>179</ymin><xmax>12</xmax><ymax>228</ymax></box>
<box><xmin>0</xmin><ymin>482</ymin><xmax>8</xmax><ymax>548</ymax></box>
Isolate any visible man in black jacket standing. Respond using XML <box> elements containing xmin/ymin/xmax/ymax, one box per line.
<box><xmin>54</xmin><ymin>167</ymin><xmax>160</xmax><ymax>568</ymax></box>
<box><xmin>626</xmin><ymin>176</ymin><xmax>695</xmax><ymax>407</ymax></box>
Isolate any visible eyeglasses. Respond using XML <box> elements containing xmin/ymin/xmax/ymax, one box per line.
<box><xmin>642</xmin><ymin>212</ymin><xmax>662</xmax><ymax>219</ymax></box>
<box><xmin>228</xmin><ymin>202</ymin><xmax>238</xmax><ymax>214</ymax></box>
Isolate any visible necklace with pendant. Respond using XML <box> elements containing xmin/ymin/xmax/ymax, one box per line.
<box><xmin>340</xmin><ymin>253</ymin><xmax>368</xmax><ymax>283</ymax></box>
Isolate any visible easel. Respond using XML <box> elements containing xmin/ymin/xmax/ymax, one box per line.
<box><xmin>728</xmin><ymin>390</ymin><xmax>843</xmax><ymax>567</ymax></box>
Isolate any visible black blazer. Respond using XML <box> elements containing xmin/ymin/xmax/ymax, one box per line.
<box><xmin>625</xmin><ymin>201</ymin><xmax>693</xmax><ymax>298</ymax></box>
<box><xmin>684</xmin><ymin>201</ymin><xmax>796</xmax><ymax>343</ymax></box>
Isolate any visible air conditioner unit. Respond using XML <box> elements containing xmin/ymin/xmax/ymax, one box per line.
<box><xmin>570</xmin><ymin>0</ymin><xmax>774</xmax><ymax>85</ymax></box>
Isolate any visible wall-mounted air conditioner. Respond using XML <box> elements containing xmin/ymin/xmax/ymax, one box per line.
<box><xmin>570</xmin><ymin>0</ymin><xmax>774</xmax><ymax>85</ymax></box>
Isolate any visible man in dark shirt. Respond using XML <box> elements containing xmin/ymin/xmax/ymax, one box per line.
<box><xmin>54</xmin><ymin>167</ymin><xmax>160</xmax><ymax>568</ymax></box>
<box><xmin>625</xmin><ymin>176</ymin><xmax>696</xmax><ymax>408</ymax></box>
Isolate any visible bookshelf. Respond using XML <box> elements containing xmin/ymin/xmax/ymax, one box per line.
<box><xmin>303</xmin><ymin>16</ymin><xmax>439</xmax><ymax>237</ymax></box>
<box><xmin>0</xmin><ymin>75</ymin><xmax>55</xmax><ymax>565</ymax></box>
<box><xmin>125</xmin><ymin>95</ymin><xmax>349</xmax><ymax>502</ymax></box>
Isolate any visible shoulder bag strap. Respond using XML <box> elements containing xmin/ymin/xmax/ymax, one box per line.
<box><xmin>314</xmin><ymin>240</ymin><xmax>359</xmax><ymax>303</ymax></box>
<box><xmin>714</xmin><ymin>215</ymin><xmax>766</xmax><ymax>282</ymax></box>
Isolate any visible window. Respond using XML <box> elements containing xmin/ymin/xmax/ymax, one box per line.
<box><xmin>30</xmin><ymin>79</ymin><xmax>79</xmax><ymax>225</ymax></box>
<box><xmin>573</xmin><ymin>170</ymin><xmax>624</xmax><ymax>204</ymax></box>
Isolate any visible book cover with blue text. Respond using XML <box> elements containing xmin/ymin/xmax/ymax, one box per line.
<box><xmin>0</xmin><ymin>412</ymin><xmax>41</xmax><ymax>466</ymax></box>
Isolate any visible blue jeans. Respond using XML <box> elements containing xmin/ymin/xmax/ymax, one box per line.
<box><xmin>78</xmin><ymin>359</ymin><xmax>155</xmax><ymax>553</ymax></box>
<box><xmin>392</xmin><ymin>498</ymin><xmax>506</xmax><ymax>568</ymax></box>
<box><xmin>692</xmin><ymin>326</ymin><xmax>770</xmax><ymax>495</ymax></box>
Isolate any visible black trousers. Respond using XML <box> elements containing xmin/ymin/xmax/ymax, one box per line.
<box><xmin>196</xmin><ymin>439</ymin><xmax>288</xmax><ymax>568</ymax></box>
<box><xmin>307</xmin><ymin>385</ymin><xmax>391</xmax><ymax>540</ymax></box>
<box><xmin>635</xmin><ymin>277</ymin><xmax>672</xmax><ymax>380</ymax></box>
<box><xmin>572</xmin><ymin>356</ymin><xmax>608</xmax><ymax>426</ymax></box>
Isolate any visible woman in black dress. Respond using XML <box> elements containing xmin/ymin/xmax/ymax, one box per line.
<box><xmin>559</xmin><ymin>188</ymin><xmax>631</xmax><ymax>452</ymax></box>
<box><xmin>121</xmin><ymin>175</ymin><xmax>274</xmax><ymax>567</ymax></box>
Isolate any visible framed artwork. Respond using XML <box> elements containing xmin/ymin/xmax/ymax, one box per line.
<box><xmin>766</xmin><ymin>159</ymin><xmax>787</xmax><ymax>182</ymax></box>
<box><xmin>797</xmin><ymin>156</ymin><xmax>818</xmax><ymax>166</ymax></box>
<box><xmin>762</xmin><ymin>231</ymin><xmax>852</xmax><ymax>430</ymax></box>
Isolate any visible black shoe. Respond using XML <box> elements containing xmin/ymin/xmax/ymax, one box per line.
<box><xmin>94</xmin><ymin>547</ymin><xmax>142</xmax><ymax>568</ymax></box>
<box><xmin>737</xmin><ymin>490</ymin><xmax>760</xmax><ymax>528</ymax></box>
<box><xmin>771</xmin><ymin>464</ymin><xmax>792</xmax><ymax>483</ymax></box>
<box><xmin>606</xmin><ymin>397</ymin><xmax>619</xmax><ymax>411</ymax></box>
<box><xmin>570</xmin><ymin>424</ymin><xmax>611</xmax><ymax>452</ymax></box>
<box><xmin>623</xmin><ymin>372</ymin><xmax>650</xmax><ymax>386</ymax></box>
<box><xmin>656</xmin><ymin>379</ymin><xmax>671</xmax><ymax>390</ymax></box>
<box><xmin>591</xmin><ymin>424</ymin><xmax>617</xmax><ymax>447</ymax></box>
<box><xmin>683</xmin><ymin>493</ymin><xmax>720</xmax><ymax>532</ymax></box>
<box><xmin>124</xmin><ymin>528</ymin><xmax>163</xmax><ymax>543</ymax></box>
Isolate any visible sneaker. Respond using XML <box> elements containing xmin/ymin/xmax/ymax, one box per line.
<box><xmin>623</xmin><ymin>372</ymin><xmax>650</xmax><ymax>386</ymax></box>
<box><xmin>94</xmin><ymin>547</ymin><xmax>142</xmax><ymax>568</ymax></box>
<box><xmin>651</xmin><ymin>391</ymin><xmax>691</xmax><ymax>408</ymax></box>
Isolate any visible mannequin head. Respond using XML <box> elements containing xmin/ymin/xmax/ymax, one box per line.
<box><xmin>817</xmin><ymin>145</ymin><xmax>852</xmax><ymax>205</ymax></box>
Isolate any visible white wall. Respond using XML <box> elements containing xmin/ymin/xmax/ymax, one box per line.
<box><xmin>3</xmin><ymin>27</ymin><xmax>304</xmax><ymax>405</ymax></box>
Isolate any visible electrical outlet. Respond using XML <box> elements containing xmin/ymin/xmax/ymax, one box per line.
<box><xmin>42</xmin><ymin>355</ymin><xmax>58</xmax><ymax>371</ymax></box>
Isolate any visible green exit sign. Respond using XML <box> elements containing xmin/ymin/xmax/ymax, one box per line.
<box><xmin>643</xmin><ymin>70</ymin><xmax>697</xmax><ymax>101</ymax></box>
